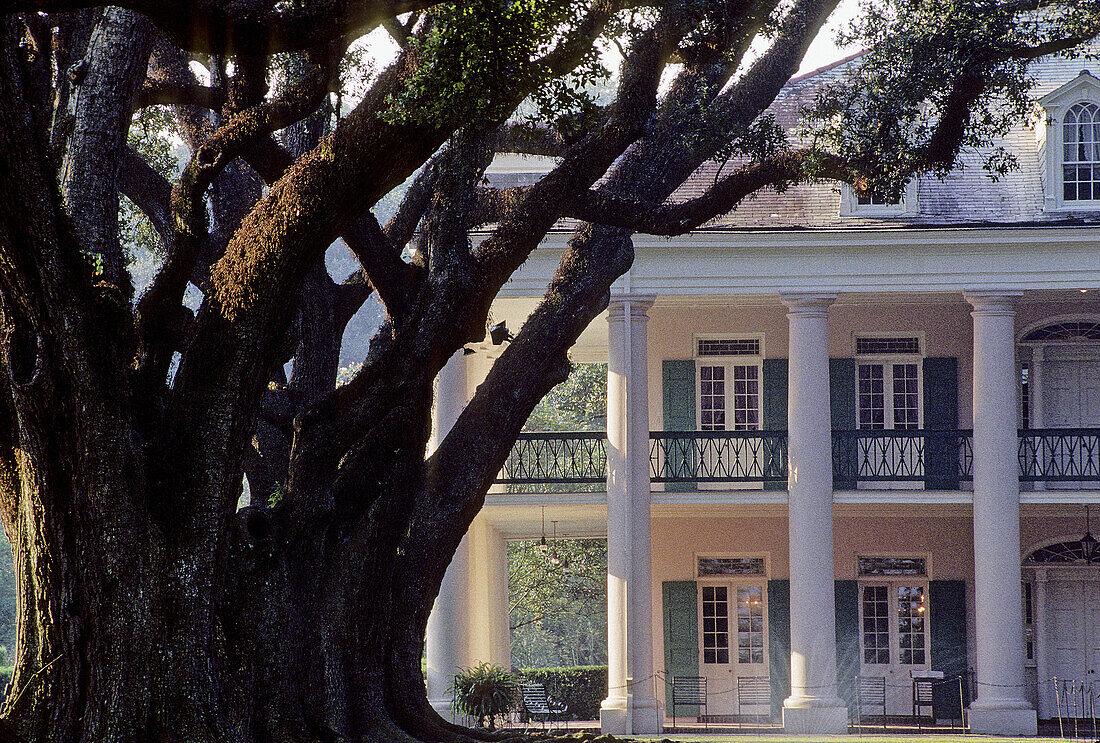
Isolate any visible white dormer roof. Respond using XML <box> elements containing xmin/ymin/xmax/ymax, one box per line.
<box><xmin>1039</xmin><ymin>69</ymin><xmax>1100</xmax><ymax>113</ymax></box>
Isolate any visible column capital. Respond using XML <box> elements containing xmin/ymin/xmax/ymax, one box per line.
<box><xmin>780</xmin><ymin>292</ymin><xmax>837</xmax><ymax>316</ymax></box>
<box><xmin>608</xmin><ymin>294</ymin><xmax>655</xmax><ymax>321</ymax></box>
<box><xmin>965</xmin><ymin>290</ymin><xmax>1022</xmax><ymax>316</ymax></box>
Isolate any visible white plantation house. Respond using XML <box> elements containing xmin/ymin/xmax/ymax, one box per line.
<box><xmin>424</xmin><ymin>50</ymin><xmax>1100</xmax><ymax>737</ymax></box>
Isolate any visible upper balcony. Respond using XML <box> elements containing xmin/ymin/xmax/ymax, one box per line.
<box><xmin>493</xmin><ymin>428</ymin><xmax>1100</xmax><ymax>494</ymax></box>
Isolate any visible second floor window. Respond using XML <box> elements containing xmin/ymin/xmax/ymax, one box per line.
<box><xmin>857</xmin><ymin>362</ymin><xmax>921</xmax><ymax>430</ymax></box>
<box><xmin>696</xmin><ymin>337</ymin><xmax>762</xmax><ymax>432</ymax></box>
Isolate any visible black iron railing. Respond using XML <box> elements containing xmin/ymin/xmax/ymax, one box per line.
<box><xmin>494</xmin><ymin>428</ymin><xmax>1100</xmax><ymax>490</ymax></box>
<box><xmin>496</xmin><ymin>432</ymin><xmax>607</xmax><ymax>485</ymax></box>
<box><xmin>649</xmin><ymin>430</ymin><xmax>787</xmax><ymax>483</ymax></box>
<box><xmin>1019</xmin><ymin>428</ymin><xmax>1100</xmax><ymax>481</ymax></box>
<box><xmin>832</xmin><ymin>429</ymin><xmax>973</xmax><ymax>483</ymax></box>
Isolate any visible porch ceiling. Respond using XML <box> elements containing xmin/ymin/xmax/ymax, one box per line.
<box><xmin>478</xmin><ymin>497</ymin><xmax>1100</xmax><ymax>541</ymax></box>
<box><xmin>481</xmin><ymin>289</ymin><xmax>1099</xmax><ymax>361</ymax></box>
<box><xmin>478</xmin><ymin>500</ymin><xmax>607</xmax><ymax>541</ymax></box>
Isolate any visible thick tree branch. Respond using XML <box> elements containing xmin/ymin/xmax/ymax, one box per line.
<box><xmin>118</xmin><ymin>145</ymin><xmax>173</xmax><ymax>250</ymax></box>
<box><xmin>468</xmin><ymin>186</ymin><xmax>520</xmax><ymax>227</ymax></box>
<box><xmin>242</xmin><ymin>134</ymin><xmax>296</xmax><ymax>184</ymax></box>
<box><xmin>471</xmin><ymin>8</ymin><xmax>682</xmax><ymax>284</ymax></box>
<box><xmin>147</xmin><ymin>34</ymin><xmax>216</xmax><ymax>151</ymax></box>
<box><xmin>47</xmin><ymin>9</ymin><xmax>101</xmax><ymax>157</ymax></box>
<box><xmin>920</xmin><ymin>69</ymin><xmax>989</xmax><ymax>170</ymax></box>
<box><xmin>136</xmin><ymin>44</ymin><xmax>338</xmax><ymax>391</ymax></box>
<box><xmin>3</xmin><ymin>0</ymin><xmax>451</xmax><ymax>55</ymax></box>
<box><xmin>715</xmin><ymin>0</ymin><xmax>842</xmax><ymax>121</ymax></box>
<box><xmin>486</xmin><ymin>123</ymin><xmax>567</xmax><ymax>157</ymax></box>
<box><xmin>562</xmin><ymin>150</ymin><xmax>849</xmax><ymax>234</ymax></box>
<box><xmin>134</xmin><ymin>79</ymin><xmax>225</xmax><ymax>110</ymax></box>
<box><xmin>16</xmin><ymin>11</ymin><xmax>54</xmax><ymax>136</ymax></box>
<box><xmin>58</xmin><ymin>7</ymin><xmax>154</xmax><ymax>293</ymax></box>
<box><xmin>1000</xmin><ymin>28</ymin><xmax>1100</xmax><ymax>61</ymax></box>
<box><xmin>344</xmin><ymin>213</ymin><xmax>421</xmax><ymax>320</ymax></box>
<box><xmin>382</xmin><ymin>15</ymin><xmax>413</xmax><ymax>48</ymax></box>
<box><xmin>422</xmin><ymin>128</ymin><xmax>493</xmax><ymax>272</ymax></box>
<box><xmin>532</xmin><ymin>0</ymin><xmax>619</xmax><ymax>78</ymax></box>
<box><xmin>333</xmin><ymin>273</ymin><xmax>374</xmax><ymax>333</ymax></box>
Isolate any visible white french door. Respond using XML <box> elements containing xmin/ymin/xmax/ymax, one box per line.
<box><xmin>1044</xmin><ymin>360</ymin><xmax>1100</xmax><ymax>428</ymax></box>
<box><xmin>856</xmin><ymin>361</ymin><xmax>922</xmax><ymax>486</ymax></box>
<box><xmin>859</xmin><ymin>581</ymin><xmax>931</xmax><ymax>714</ymax></box>
<box><xmin>1045</xmin><ymin>577</ymin><xmax>1100</xmax><ymax>718</ymax></box>
<box><xmin>698</xmin><ymin>362</ymin><xmax>762</xmax><ymax>487</ymax></box>
<box><xmin>699</xmin><ymin>581</ymin><xmax>768</xmax><ymax>716</ymax></box>
<box><xmin>1041</xmin><ymin>359</ymin><xmax>1100</xmax><ymax>486</ymax></box>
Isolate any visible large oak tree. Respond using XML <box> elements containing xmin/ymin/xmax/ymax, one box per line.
<box><xmin>0</xmin><ymin>0</ymin><xmax>1096</xmax><ymax>740</ymax></box>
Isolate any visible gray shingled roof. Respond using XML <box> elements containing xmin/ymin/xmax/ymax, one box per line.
<box><xmin>675</xmin><ymin>46</ymin><xmax>1100</xmax><ymax>230</ymax></box>
<box><xmin>483</xmin><ymin>45</ymin><xmax>1100</xmax><ymax>232</ymax></box>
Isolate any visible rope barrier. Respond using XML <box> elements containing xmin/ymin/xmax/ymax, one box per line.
<box><xmin>654</xmin><ymin>666</ymin><xmax>1100</xmax><ymax>739</ymax></box>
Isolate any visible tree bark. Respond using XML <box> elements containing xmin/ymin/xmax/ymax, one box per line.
<box><xmin>59</xmin><ymin>7</ymin><xmax>153</xmax><ymax>294</ymax></box>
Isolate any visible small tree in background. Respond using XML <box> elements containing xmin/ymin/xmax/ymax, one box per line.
<box><xmin>511</xmin><ymin>363</ymin><xmax>608</xmax><ymax>668</ymax></box>
<box><xmin>524</xmin><ymin>363</ymin><xmax>607</xmax><ymax>433</ymax></box>
<box><xmin>510</xmin><ymin>538</ymin><xmax>607</xmax><ymax>669</ymax></box>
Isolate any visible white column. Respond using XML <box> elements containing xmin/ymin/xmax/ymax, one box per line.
<box><xmin>965</xmin><ymin>291</ymin><xmax>1037</xmax><ymax>736</ymax></box>
<box><xmin>780</xmin><ymin>293</ymin><xmax>848</xmax><ymax>735</ymax></box>
<box><xmin>426</xmin><ymin>352</ymin><xmax>470</xmax><ymax>719</ymax></box>
<box><xmin>467</xmin><ymin>517</ymin><xmax>512</xmax><ymax>668</ymax></box>
<box><xmin>1033</xmin><ymin>570</ymin><xmax>1050</xmax><ymax>718</ymax></box>
<box><xmin>602</xmin><ymin>295</ymin><xmax>660</xmax><ymax>735</ymax></box>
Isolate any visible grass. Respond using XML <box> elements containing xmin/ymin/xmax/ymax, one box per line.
<box><xmin>637</xmin><ymin>737</ymin><xmax>1068</xmax><ymax>743</ymax></box>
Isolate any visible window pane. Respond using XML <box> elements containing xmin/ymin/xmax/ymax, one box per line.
<box><xmin>862</xmin><ymin>585</ymin><xmax>890</xmax><ymax>664</ymax></box>
<box><xmin>736</xmin><ymin>586</ymin><xmax>765</xmax><ymax>665</ymax></box>
<box><xmin>1064</xmin><ymin>103</ymin><xmax>1100</xmax><ymax>201</ymax></box>
<box><xmin>731</xmin><ymin>365</ymin><xmax>760</xmax><ymax>431</ymax></box>
<box><xmin>702</xmin><ymin>586</ymin><xmax>729</xmax><ymax>665</ymax></box>
<box><xmin>897</xmin><ymin>585</ymin><xmax>926</xmax><ymax>665</ymax></box>
<box><xmin>700</xmin><ymin>366</ymin><xmax>726</xmax><ymax>431</ymax></box>
<box><xmin>858</xmin><ymin>365</ymin><xmax>886</xmax><ymax>430</ymax></box>
<box><xmin>892</xmin><ymin>363</ymin><xmax>920</xmax><ymax>429</ymax></box>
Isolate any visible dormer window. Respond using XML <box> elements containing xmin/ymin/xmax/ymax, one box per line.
<box><xmin>856</xmin><ymin>192</ymin><xmax>900</xmax><ymax>207</ymax></box>
<box><xmin>840</xmin><ymin>181</ymin><xmax>916</xmax><ymax>217</ymax></box>
<box><xmin>1063</xmin><ymin>102</ymin><xmax>1100</xmax><ymax>202</ymax></box>
<box><xmin>1036</xmin><ymin>70</ymin><xmax>1100</xmax><ymax>211</ymax></box>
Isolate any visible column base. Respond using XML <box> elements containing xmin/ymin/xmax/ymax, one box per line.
<box><xmin>968</xmin><ymin>706</ymin><xmax>1037</xmax><ymax>736</ymax></box>
<box><xmin>600</xmin><ymin>697</ymin><xmax>629</xmax><ymax>735</ymax></box>
<box><xmin>782</xmin><ymin>704</ymin><xmax>849</xmax><ymax>735</ymax></box>
<box><xmin>631</xmin><ymin>699</ymin><xmax>663</xmax><ymax>735</ymax></box>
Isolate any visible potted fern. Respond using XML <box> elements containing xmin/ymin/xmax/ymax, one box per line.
<box><xmin>450</xmin><ymin>663</ymin><xmax>518</xmax><ymax>730</ymax></box>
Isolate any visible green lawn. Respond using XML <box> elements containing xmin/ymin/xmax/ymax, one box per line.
<box><xmin>636</xmin><ymin>737</ymin><xmax>1065</xmax><ymax>743</ymax></box>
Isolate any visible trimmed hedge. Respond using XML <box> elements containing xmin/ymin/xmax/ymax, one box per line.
<box><xmin>519</xmin><ymin>665</ymin><xmax>607</xmax><ymax>721</ymax></box>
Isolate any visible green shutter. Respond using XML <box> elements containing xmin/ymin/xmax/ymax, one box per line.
<box><xmin>924</xmin><ymin>358</ymin><xmax>959</xmax><ymax>490</ymax></box>
<box><xmin>763</xmin><ymin>359</ymin><xmax>788</xmax><ymax>491</ymax></box>
<box><xmin>930</xmin><ymin>580</ymin><xmax>968</xmax><ymax>720</ymax></box>
<box><xmin>831</xmin><ymin>358</ymin><xmax>856</xmax><ymax>489</ymax></box>
<box><xmin>834</xmin><ymin>580</ymin><xmax>860</xmax><ymax>712</ymax></box>
<box><xmin>663</xmin><ymin>581</ymin><xmax>699</xmax><ymax>713</ymax></box>
<box><xmin>768</xmin><ymin>579</ymin><xmax>791</xmax><ymax>719</ymax></box>
<box><xmin>662</xmin><ymin>360</ymin><xmax>697</xmax><ymax>491</ymax></box>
